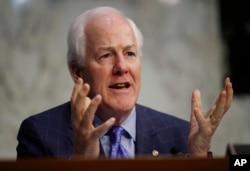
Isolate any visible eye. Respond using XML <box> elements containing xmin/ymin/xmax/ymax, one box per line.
<box><xmin>101</xmin><ymin>53</ymin><xmax>110</xmax><ymax>58</ymax></box>
<box><xmin>127</xmin><ymin>51</ymin><xmax>135</xmax><ymax>57</ymax></box>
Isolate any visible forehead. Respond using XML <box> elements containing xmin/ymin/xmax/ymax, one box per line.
<box><xmin>85</xmin><ymin>14</ymin><xmax>136</xmax><ymax>47</ymax></box>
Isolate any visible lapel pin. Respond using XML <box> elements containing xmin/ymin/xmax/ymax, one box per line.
<box><xmin>152</xmin><ymin>150</ymin><xmax>159</xmax><ymax>157</ymax></box>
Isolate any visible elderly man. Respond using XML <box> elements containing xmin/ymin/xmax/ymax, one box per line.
<box><xmin>16</xmin><ymin>6</ymin><xmax>233</xmax><ymax>159</ymax></box>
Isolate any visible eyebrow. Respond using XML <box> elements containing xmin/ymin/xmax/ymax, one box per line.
<box><xmin>124</xmin><ymin>44</ymin><xmax>136</xmax><ymax>50</ymax></box>
<box><xmin>98</xmin><ymin>44</ymin><xmax>136</xmax><ymax>51</ymax></box>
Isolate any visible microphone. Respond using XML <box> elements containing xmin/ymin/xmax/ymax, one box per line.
<box><xmin>170</xmin><ymin>146</ymin><xmax>185</xmax><ymax>157</ymax></box>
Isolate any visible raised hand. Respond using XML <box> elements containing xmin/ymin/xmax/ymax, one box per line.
<box><xmin>188</xmin><ymin>77</ymin><xmax>233</xmax><ymax>157</ymax></box>
<box><xmin>70</xmin><ymin>78</ymin><xmax>115</xmax><ymax>158</ymax></box>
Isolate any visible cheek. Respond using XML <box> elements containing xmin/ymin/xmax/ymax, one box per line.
<box><xmin>84</xmin><ymin>62</ymin><xmax>107</xmax><ymax>81</ymax></box>
<box><xmin>87</xmin><ymin>67</ymin><xmax>109</xmax><ymax>90</ymax></box>
<box><xmin>130</xmin><ymin>64</ymin><xmax>141</xmax><ymax>94</ymax></box>
<box><xmin>134</xmin><ymin>64</ymin><xmax>141</xmax><ymax>83</ymax></box>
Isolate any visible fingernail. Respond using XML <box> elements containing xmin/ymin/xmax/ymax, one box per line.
<box><xmin>109</xmin><ymin>117</ymin><xmax>115</xmax><ymax>123</ymax></box>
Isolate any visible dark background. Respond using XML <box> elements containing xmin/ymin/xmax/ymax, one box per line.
<box><xmin>218</xmin><ymin>0</ymin><xmax>250</xmax><ymax>95</ymax></box>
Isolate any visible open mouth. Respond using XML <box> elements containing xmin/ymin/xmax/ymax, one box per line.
<box><xmin>109</xmin><ymin>82</ymin><xmax>130</xmax><ymax>89</ymax></box>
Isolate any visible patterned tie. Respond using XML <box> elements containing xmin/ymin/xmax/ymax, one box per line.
<box><xmin>109</xmin><ymin>126</ymin><xmax>129</xmax><ymax>159</ymax></box>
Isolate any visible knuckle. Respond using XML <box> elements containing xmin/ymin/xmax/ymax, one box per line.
<box><xmin>78</xmin><ymin>90</ymin><xmax>86</xmax><ymax>98</ymax></box>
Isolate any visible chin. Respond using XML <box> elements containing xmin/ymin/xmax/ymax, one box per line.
<box><xmin>105</xmin><ymin>100</ymin><xmax>136</xmax><ymax>113</ymax></box>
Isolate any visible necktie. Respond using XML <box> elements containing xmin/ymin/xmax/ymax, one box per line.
<box><xmin>109</xmin><ymin>126</ymin><xmax>129</xmax><ymax>159</ymax></box>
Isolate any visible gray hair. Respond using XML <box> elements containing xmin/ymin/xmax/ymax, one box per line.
<box><xmin>67</xmin><ymin>6</ymin><xmax>143</xmax><ymax>68</ymax></box>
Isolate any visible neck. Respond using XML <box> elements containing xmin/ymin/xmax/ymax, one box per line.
<box><xmin>95</xmin><ymin>104</ymin><xmax>133</xmax><ymax>125</ymax></box>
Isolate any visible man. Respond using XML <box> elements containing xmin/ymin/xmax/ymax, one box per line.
<box><xmin>16</xmin><ymin>6</ymin><xmax>233</xmax><ymax>159</ymax></box>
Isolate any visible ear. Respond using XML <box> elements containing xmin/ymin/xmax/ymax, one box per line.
<box><xmin>69</xmin><ymin>61</ymin><xmax>83</xmax><ymax>82</ymax></box>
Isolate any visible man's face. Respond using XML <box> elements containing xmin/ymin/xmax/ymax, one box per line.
<box><xmin>81</xmin><ymin>15</ymin><xmax>141</xmax><ymax>113</ymax></box>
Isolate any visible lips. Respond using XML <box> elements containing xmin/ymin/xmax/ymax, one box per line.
<box><xmin>109</xmin><ymin>82</ymin><xmax>130</xmax><ymax>89</ymax></box>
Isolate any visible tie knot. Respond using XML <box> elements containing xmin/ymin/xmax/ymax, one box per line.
<box><xmin>109</xmin><ymin>126</ymin><xmax>125</xmax><ymax>144</ymax></box>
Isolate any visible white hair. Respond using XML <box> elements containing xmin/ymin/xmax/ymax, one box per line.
<box><xmin>67</xmin><ymin>6</ymin><xmax>143</xmax><ymax>68</ymax></box>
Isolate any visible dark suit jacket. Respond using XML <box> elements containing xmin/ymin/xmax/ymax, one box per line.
<box><xmin>16</xmin><ymin>102</ymin><xmax>189</xmax><ymax>159</ymax></box>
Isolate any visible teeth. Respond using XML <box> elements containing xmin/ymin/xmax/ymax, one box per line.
<box><xmin>110</xmin><ymin>83</ymin><xmax>129</xmax><ymax>89</ymax></box>
<box><xmin>116</xmin><ymin>83</ymin><xmax>126</xmax><ymax>87</ymax></box>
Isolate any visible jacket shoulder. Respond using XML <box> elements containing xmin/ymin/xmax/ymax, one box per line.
<box><xmin>136</xmin><ymin>104</ymin><xmax>189</xmax><ymax>125</ymax></box>
<box><xmin>16</xmin><ymin>102</ymin><xmax>72</xmax><ymax>158</ymax></box>
<box><xmin>27</xmin><ymin>102</ymin><xmax>71</xmax><ymax>121</ymax></box>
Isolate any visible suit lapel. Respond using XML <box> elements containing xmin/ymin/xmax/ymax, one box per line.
<box><xmin>135</xmin><ymin>104</ymin><xmax>158</xmax><ymax>157</ymax></box>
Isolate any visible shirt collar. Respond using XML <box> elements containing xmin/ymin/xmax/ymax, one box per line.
<box><xmin>120</xmin><ymin>107</ymin><xmax>136</xmax><ymax>141</ymax></box>
<box><xmin>94</xmin><ymin>106</ymin><xmax>136</xmax><ymax>141</ymax></box>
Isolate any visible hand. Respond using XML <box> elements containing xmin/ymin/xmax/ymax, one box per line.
<box><xmin>70</xmin><ymin>78</ymin><xmax>115</xmax><ymax>158</ymax></box>
<box><xmin>188</xmin><ymin>77</ymin><xmax>233</xmax><ymax>157</ymax></box>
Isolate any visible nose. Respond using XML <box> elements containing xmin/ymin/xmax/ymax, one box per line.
<box><xmin>112</xmin><ymin>55</ymin><xmax>128</xmax><ymax>75</ymax></box>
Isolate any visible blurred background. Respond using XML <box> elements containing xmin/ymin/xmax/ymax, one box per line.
<box><xmin>0</xmin><ymin>0</ymin><xmax>249</xmax><ymax>159</ymax></box>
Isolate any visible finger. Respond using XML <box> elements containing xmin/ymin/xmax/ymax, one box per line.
<box><xmin>212</xmin><ymin>90</ymin><xmax>227</xmax><ymax>119</ymax></box>
<box><xmin>211</xmin><ymin>78</ymin><xmax>230</xmax><ymax>106</ymax></box>
<box><xmin>92</xmin><ymin>117</ymin><xmax>116</xmax><ymax>139</ymax></box>
<box><xmin>71</xmin><ymin>79</ymin><xmax>90</xmax><ymax>129</ymax></box>
<box><xmin>224</xmin><ymin>77</ymin><xmax>233</xmax><ymax>112</ymax></box>
<box><xmin>208</xmin><ymin>78</ymin><xmax>230</xmax><ymax>119</ymax></box>
<box><xmin>71</xmin><ymin>78</ymin><xmax>84</xmax><ymax>129</ymax></box>
<box><xmin>205</xmin><ymin>104</ymin><xmax>216</xmax><ymax>118</ymax></box>
<box><xmin>74</xmin><ymin>83</ymin><xmax>90</xmax><ymax>114</ymax></box>
<box><xmin>212</xmin><ymin>78</ymin><xmax>232</xmax><ymax>116</ymax></box>
<box><xmin>71</xmin><ymin>77</ymin><xmax>83</xmax><ymax>104</ymax></box>
<box><xmin>72</xmin><ymin>83</ymin><xmax>90</xmax><ymax>125</ymax></box>
<box><xmin>191</xmin><ymin>90</ymin><xmax>202</xmax><ymax>112</ymax></box>
<box><xmin>80</xmin><ymin>94</ymin><xmax>102</xmax><ymax>128</ymax></box>
<box><xmin>193</xmin><ymin>107</ymin><xmax>206</xmax><ymax>130</ymax></box>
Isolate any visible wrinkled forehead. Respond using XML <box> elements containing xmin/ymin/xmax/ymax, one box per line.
<box><xmin>84</xmin><ymin>13</ymin><xmax>135</xmax><ymax>45</ymax></box>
